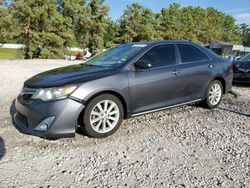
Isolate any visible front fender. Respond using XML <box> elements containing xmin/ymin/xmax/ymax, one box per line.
<box><xmin>70</xmin><ymin>72</ymin><xmax>130</xmax><ymax>109</ymax></box>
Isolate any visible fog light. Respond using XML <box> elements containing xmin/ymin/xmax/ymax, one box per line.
<box><xmin>34</xmin><ymin>116</ymin><xmax>55</xmax><ymax>132</ymax></box>
<box><xmin>39</xmin><ymin>123</ymin><xmax>48</xmax><ymax>131</ymax></box>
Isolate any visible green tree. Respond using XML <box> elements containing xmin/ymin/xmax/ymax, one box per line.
<box><xmin>221</xmin><ymin>15</ymin><xmax>241</xmax><ymax>43</ymax></box>
<box><xmin>86</xmin><ymin>0</ymin><xmax>110</xmax><ymax>55</ymax></box>
<box><xmin>0</xmin><ymin>0</ymin><xmax>20</xmax><ymax>43</ymax></box>
<box><xmin>103</xmin><ymin>19</ymin><xmax>120</xmax><ymax>48</ymax></box>
<box><xmin>240</xmin><ymin>23</ymin><xmax>250</xmax><ymax>46</ymax></box>
<box><xmin>13</xmin><ymin>0</ymin><xmax>73</xmax><ymax>59</ymax></box>
<box><xmin>1</xmin><ymin>1</ymin><xmax>245</xmax><ymax>59</ymax></box>
<box><xmin>118</xmin><ymin>3</ymin><xmax>161</xmax><ymax>43</ymax></box>
<box><xmin>57</xmin><ymin>0</ymin><xmax>87</xmax><ymax>48</ymax></box>
<box><xmin>157</xmin><ymin>4</ymin><xmax>241</xmax><ymax>44</ymax></box>
<box><xmin>179</xmin><ymin>6</ymin><xmax>209</xmax><ymax>42</ymax></box>
<box><xmin>158</xmin><ymin>3</ymin><xmax>184</xmax><ymax>40</ymax></box>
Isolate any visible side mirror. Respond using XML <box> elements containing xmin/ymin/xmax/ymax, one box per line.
<box><xmin>134</xmin><ymin>60</ymin><xmax>152</xmax><ymax>69</ymax></box>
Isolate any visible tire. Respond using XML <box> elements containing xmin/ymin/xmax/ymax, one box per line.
<box><xmin>82</xmin><ymin>94</ymin><xmax>124</xmax><ymax>138</ymax></box>
<box><xmin>204</xmin><ymin>80</ymin><xmax>223</xmax><ymax>109</ymax></box>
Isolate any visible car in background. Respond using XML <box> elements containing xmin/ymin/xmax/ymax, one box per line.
<box><xmin>14</xmin><ymin>40</ymin><xmax>233</xmax><ymax>139</ymax></box>
<box><xmin>233</xmin><ymin>53</ymin><xmax>250</xmax><ymax>84</ymax></box>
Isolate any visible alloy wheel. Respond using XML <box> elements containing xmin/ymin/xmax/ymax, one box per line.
<box><xmin>208</xmin><ymin>83</ymin><xmax>222</xmax><ymax>106</ymax></box>
<box><xmin>90</xmin><ymin>100</ymin><xmax>120</xmax><ymax>133</ymax></box>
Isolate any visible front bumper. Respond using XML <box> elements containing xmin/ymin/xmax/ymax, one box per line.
<box><xmin>14</xmin><ymin>96</ymin><xmax>85</xmax><ymax>139</ymax></box>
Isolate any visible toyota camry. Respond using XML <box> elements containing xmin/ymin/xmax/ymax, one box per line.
<box><xmin>14</xmin><ymin>40</ymin><xmax>233</xmax><ymax>138</ymax></box>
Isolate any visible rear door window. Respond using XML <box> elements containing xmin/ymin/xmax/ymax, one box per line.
<box><xmin>177</xmin><ymin>44</ymin><xmax>210</xmax><ymax>63</ymax></box>
<box><xmin>139</xmin><ymin>44</ymin><xmax>176</xmax><ymax>68</ymax></box>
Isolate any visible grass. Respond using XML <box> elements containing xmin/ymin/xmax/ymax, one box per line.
<box><xmin>0</xmin><ymin>48</ymin><xmax>23</xmax><ymax>59</ymax></box>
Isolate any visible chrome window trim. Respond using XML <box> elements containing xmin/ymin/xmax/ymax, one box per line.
<box><xmin>176</xmin><ymin>43</ymin><xmax>212</xmax><ymax>64</ymax></box>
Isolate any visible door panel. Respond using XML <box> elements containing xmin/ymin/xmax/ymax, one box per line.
<box><xmin>128</xmin><ymin>66</ymin><xmax>183</xmax><ymax>114</ymax></box>
<box><xmin>127</xmin><ymin>44</ymin><xmax>184</xmax><ymax>114</ymax></box>
<box><xmin>176</xmin><ymin>44</ymin><xmax>217</xmax><ymax>101</ymax></box>
<box><xmin>127</xmin><ymin>43</ymin><xmax>217</xmax><ymax>114</ymax></box>
<box><xmin>175</xmin><ymin>60</ymin><xmax>216</xmax><ymax>101</ymax></box>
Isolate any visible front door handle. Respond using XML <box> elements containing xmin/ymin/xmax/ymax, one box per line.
<box><xmin>208</xmin><ymin>64</ymin><xmax>214</xmax><ymax>69</ymax></box>
<box><xmin>172</xmin><ymin>70</ymin><xmax>181</xmax><ymax>76</ymax></box>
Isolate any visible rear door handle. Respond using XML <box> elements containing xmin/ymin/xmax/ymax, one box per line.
<box><xmin>172</xmin><ymin>70</ymin><xmax>181</xmax><ymax>76</ymax></box>
<box><xmin>208</xmin><ymin>64</ymin><xmax>214</xmax><ymax>69</ymax></box>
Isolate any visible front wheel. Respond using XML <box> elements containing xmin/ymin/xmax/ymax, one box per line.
<box><xmin>82</xmin><ymin>94</ymin><xmax>124</xmax><ymax>138</ymax></box>
<box><xmin>204</xmin><ymin>80</ymin><xmax>223</xmax><ymax>109</ymax></box>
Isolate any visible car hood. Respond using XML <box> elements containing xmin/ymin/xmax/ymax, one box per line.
<box><xmin>24</xmin><ymin>64</ymin><xmax>113</xmax><ymax>88</ymax></box>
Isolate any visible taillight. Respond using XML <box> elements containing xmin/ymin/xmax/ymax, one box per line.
<box><xmin>229</xmin><ymin>62</ymin><xmax>235</xmax><ymax>69</ymax></box>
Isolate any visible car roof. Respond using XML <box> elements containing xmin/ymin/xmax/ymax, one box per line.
<box><xmin>125</xmin><ymin>40</ymin><xmax>222</xmax><ymax>60</ymax></box>
<box><xmin>126</xmin><ymin>40</ymin><xmax>194</xmax><ymax>46</ymax></box>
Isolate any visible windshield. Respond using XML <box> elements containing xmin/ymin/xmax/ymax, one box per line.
<box><xmin>84</xmin><ymin>44</ymin><xmax>147</xmax><ymax>67</ymax></box>
<box><xmin>239</xmin><ymin>53</ymin><xmax>250</xmax><ymax>61</ymax></box>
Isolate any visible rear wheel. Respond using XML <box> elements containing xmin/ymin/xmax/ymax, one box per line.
<box><xmin>205</xmin><ymin>80</ymin><xmax>223</xmax><ymax>109</ymax></box>
<box><xmin>82</xmin><ymin>94</ymin><xmax>124</xmax><ymax>138</ymax></box>
<box><xmin>204</xmin><ymin>80</ymin><xmax>223</xmax><ymax>109</ymax></box>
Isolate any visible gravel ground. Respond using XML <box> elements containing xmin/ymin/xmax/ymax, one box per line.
<box><xmin>0</xmin><ymin>60</ymin><xmax>250</xmax><ymax>187</ymax></box>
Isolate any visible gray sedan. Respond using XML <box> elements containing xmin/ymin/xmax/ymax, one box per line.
<box><xmin>14</xmin><ymin>40</ymin><xmax>233</xmax><ymax>138</ymax></box>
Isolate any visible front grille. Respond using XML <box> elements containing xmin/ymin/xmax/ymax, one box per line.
<box><xmin>16</xmin><ymin>112</ymin><xmax>28</xmax><ymax>127</ymax></box>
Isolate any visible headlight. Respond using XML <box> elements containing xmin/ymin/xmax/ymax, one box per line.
<box><xmin>31</xmin><ymin>85</ymin><xmax>77</xmax><ymax>101</ymax></box>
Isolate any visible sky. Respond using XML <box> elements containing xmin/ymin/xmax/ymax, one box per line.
<box><xmin>104</xmin><ymin>0</ymin><xmax>250</xmax><ymax>25</ymax></box>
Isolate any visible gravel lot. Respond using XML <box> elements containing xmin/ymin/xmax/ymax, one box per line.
<box><xmin>0</xmin><ymin>60</ymin><xmax>250</xmax><ymax>187</ymax></box>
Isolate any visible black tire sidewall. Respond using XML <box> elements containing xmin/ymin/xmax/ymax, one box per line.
<box><xmin>205</xmin><ymin>80</ymin><xmax>223</xmax><ymax>109</ymax></box>
<box><xmin>82</xmin><ymin>94</ymin><xmax>124</xmax><ymax>138</ymax></box>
